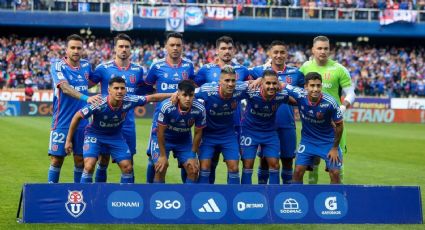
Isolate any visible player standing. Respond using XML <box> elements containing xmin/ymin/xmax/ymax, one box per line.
<box><xmin>152</xmin><ymin>80</ymin><xmax>206</xmax><ymax>183</ymax></box>
<box><xmin>250</xmin><ymin>40</ymin><xmax>304</xmax><ymax>184</ymax></box>
<box><xmin>47</xmin><ymin>34</ymin><xmax>102</xmax><ymax>183</ymax></box>
<box><xmin>195</xmin><ymin>66</ymin><xmax>249</xmax><ymax>184</ymax></box>
<box><xmin>285</xmin><ymin>72</ymin><xmax>344</xmax><ymax>184</ymax></box>
<box><xmin>144</xmin><ymin>33</ymin><xmax>196</xmax><ymax>183</ymax></box>
<box><xmin>299</xmin><ymin>36</ymin><xmax>355</xmax><ymax>184</ymax></box>
<box><xmin>89</xmin><ymin>33</ymin><xmax>146</xmax><ymax>182</ymax></box>
<box><xmin>194</xmin><ymin>36</ymin><xmax>250</xmax><ymax>184</ymax></box>
<box><xmin>240</xmin><ymin>70</ymin><xmax>292</xmax><ymax>184</ymax></box>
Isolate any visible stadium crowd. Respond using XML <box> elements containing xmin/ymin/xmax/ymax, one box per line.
<box><xmin>1</xmin><ymin>0</ymin><xmax>425</xmax><ymax>10</ymax></box>
<box><xmin>0</xmin><ymin>35</ymin><xmax>424</xmax><ymax>97</ymax></box>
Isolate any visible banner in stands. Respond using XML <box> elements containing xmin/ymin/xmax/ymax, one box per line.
<box><xmin>205</xmin><ymin>6</ymin><xmax>234</xmax><ymax>20</ymax></box>
<box><xmin>110</xmin><ymin>3</ymin><xmax>133</xmax><ymax>31</ymax></box>
<box><xmin>0</xmin><ymin>89</ymin><xmax>53</xmax><ymax>102</ymax></box>
<box><xmin>344</xmin><ymin>109</ymin><xmax>425</xmax><ymax>123</ymax></box>
<box><xmin>185</xmin><ymin>7</ymin><xmax>204</xmax><ymax>26</ymax></box>
<box><xmin>379</xmin><ymin>9</ymin><xmax>418</xmax><ymax>26</ymax></box>
<box><xmin>391</xmin><ymin>98</ymin><xmax>425</xmax><ymax>109</ymax></box>
<box><xmin>0</xmin><ymin>101</ymin><xmax>20</xmax><ymax>116</ymax></box>
<box><xmin>20</xmin><ymin>184</ymin><xmax>422</xmax><ymax>224</ymax></box>
<box><xmin>138</xmin><ymin>6</ymin><xmax>168</xmax><ymax>19</ymax></box>
<box><xmin>166</xmin><ymin>7</ymin><xmax>185</xmax><ymax>32</ymax></box>
<box><xmin>351</xmin><ymin>97</ymin><xmax>391</xmax><ymax>109</ymax></box>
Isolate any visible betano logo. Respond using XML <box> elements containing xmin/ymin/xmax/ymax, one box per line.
<box><xmin>198</xmin><ymin>198</ymin><xmax>221</xmax><ymax>213</ymax></box>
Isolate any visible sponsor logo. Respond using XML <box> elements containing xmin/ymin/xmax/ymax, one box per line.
<box><xmin>192</xmin><ymin>192</ymin><xmax>227</xmax><ymax>220</ymax></box>
<box><xmin>274</xmin><ymin>192</ymin><xmax>308</xmax><ymax>219</ymax></box>
<box><xmin>314</xmin><ymin>192</ymin><xmax>348</xmax><ymax>219</ymax></box>
<box><xmin>150</xmin><ymin>191</ymin><xmax>185</xmax><ymax>219</ymax></box>
<box><xmin>107</xmin><ymin>191</ymin><xmax>143</xmax><ymax>219</ymax></box>
<box><xmin>233</xmin><ymin>192</ymin><xmax>268</xmax><ymax>220</ymax></box>
<box><xmin>65</xmin><ymin>190</ymin><xmax>86</xmax><ymax>218</ymax></box>
<box><xmin>185</xmin><ymin>6</ymin><xmax>203</xmax><ymax>26</ymax></box>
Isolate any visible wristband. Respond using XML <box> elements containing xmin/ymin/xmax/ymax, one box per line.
<box><xmin>80</xmin><ymin>94</ymin><xmax>89</xmax><ymax>102</ymax></box>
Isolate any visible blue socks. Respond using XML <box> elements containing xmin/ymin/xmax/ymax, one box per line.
<box><xmin>121</xmin><ymin>172</ymin><xmax>134</xmax><ymax>183</ymax></box>
<box><xmin>241</xmin><ymin>168</ymin><xmax>253</xmax><ymax>184</ymax></box>
<box><xmin>80</xmin><ymin>171</ymin><xmax>93</xmax><ymax>183</ymax></box>
<box><xmin>146</xmin><ymin>158</ymin><xmax>155</xmax><ymax>183</ymax></box>
<box><xmin>199</xmin><ymin>170</ymin><xmax>211</xmax><ymax>184</ymax></box>
<box><xmin>269</xmin><ymin>169</ymin><xmax>280</xmax><ymax>184</ymax></box>
<box><xmin>95</xmin><ymin>163</ymin><xmax>108</xmax><ymax>182</ymax></box>
<box><xmin>209</xmin><ymin>160</ymin><xmax>218</xmax><ymax>184</ymax></box>
<box><xmin>227</xmin><ymin>171</ymin><xmax>240</xmax><ymax>184</ymax></box>
<box><xmin>257</xmin><ymin>168</ymin><xmax>269</xmax><ymax>184</ymax></box>
<box><xmin>73</xmin><ymin>166</ymin><xmax>83</xmax><ymax>183</ymax></box>
<box><xmin>48</xmin><ymin>165</ymin><xmax>61</xmax><ymax>183</ymax></box>
<box><xmin>281</xmin><ymin>169</ymin><xmax>293</xmax><ymax>184</ymax></box>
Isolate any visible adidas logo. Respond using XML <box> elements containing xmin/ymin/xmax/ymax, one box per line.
<box><xmin>198</xmin><ymin>198</ymin><xmax>221</xmax><ymax>213</ymax></box>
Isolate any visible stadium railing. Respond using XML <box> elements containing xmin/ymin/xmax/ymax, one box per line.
<box><xmin>2</xmin><ymin>0</ymin><xmax>425</xmax><ymax>23</ymax></box>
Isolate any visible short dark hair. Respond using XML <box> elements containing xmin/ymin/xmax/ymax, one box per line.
<box><xmin>216</xmin><ymin>36</ymin><xmax>234</xmax><ymax>48</ymax></box>
<box><xmin>178</xmin><ymin>80</ymin><xmax>195</xmax><ymax>94</ymax></box>
<box><xmin>263</xmin><ymin>69</ymin><xmax>277</xmax><ymax>78</ymax></box>
<box><xmin>305</xmin><ymin>72</ymin><xmax>322</xmax><ymax>84</ymax></box>
<box><xmin>313</xmin><ymin>36</ymin><xmax>329</xmax><ymax>45</ymax></box>
<box><xmin>114</xmin><ymin>33</ymin><xmax>132</xmax><ymax>46</ymax></box>
<box><xmin>269</xmin><ymin>40</ymin><xmax>285</xmax><ymax>50</ymax></box>
<box><xmin>108</xmin><ymin>76</ymin><xmax>126</xmax><ymax>86</ymax></box>
<box><xmin>221</xmin><ymin>65</ymin><xmax>236</xmax><ymax>75</ymax></box>
<box><xmin>66</xmin><ymin>34</ymin><xmax>83</xmax><ymax>46</ymax></box>
<box><xmin>166</xmin><ymin>32</ymin><xmax>183</xmax><ymax>43</ymax></box>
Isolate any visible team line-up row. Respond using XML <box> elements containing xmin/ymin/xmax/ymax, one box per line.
<box><xmin>46</xmin><ymin>33</ymin><xmax>356</xmax><ymax>185</ymax></box>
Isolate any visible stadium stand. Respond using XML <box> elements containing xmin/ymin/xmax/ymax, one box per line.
<box><xmin>0</xmin><ymin>36</ymin><xmax>424</xmax><ymax>97</ymax></box>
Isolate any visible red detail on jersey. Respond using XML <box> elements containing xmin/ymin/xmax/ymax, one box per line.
<box><xmin>316</xmin><ymin>112</ymin><xmax>324</xmax><ymax>120</ymax></box>
<box><xmin>52</xmin><ymin>144</ymin><xmax>59</xmax><ymax>151</ymax></box>
<box><xmin>83</xmin><ymin>144</ymin><xmax>89</xmax><ymax>151</ymax></box>
<box><xmin>231</xmin><ymin>101</ymin><xmax>237</xmax><ymax>109</ymax></box>
<box><xmin>182</xmin><ymin>71</ymin><xmax>188</xmax><ymax>80</ymax></box>
<box><xmin>285</xmin><ymin>77</ymin><xmax>292</xmax><ymax>84</ymax></box>
<box><xmin>129</xmin><ymin>75</ymin><xmax>136</xmax><ymax>84</ymax></box>
<box><xmin>188</xmin><ymin>118</ymin><xmax>195</xmax><ymax>127</ymax></box>
<box><xmin>84</xmin><ymin>72</ymin><xmax>89</xmax><ymax>81</ymax></box>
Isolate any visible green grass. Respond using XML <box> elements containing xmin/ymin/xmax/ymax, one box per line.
<box><xmin>0</xmin><ymin>117</ymin><xmax>424</xmax><ymax>229</ymax></box>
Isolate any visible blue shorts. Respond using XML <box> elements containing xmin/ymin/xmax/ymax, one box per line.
<box><xmin>277</xmin><ymin>128</ymin><xmax>297</xmax><ymax>159</ymax></box>
<box><xmin>199</xmin><ymin>134</ymin><xmax>239</xmax><ymax>161</ymax></box>
<box><xmin>240</xmin><ymin>128</ymin><xmax>280</xmax><ymax>160</ymax></box>
<box><xmin>150</xmin><ymin>134</ymin><xmax>196</xmax><ymax>165</ymax></box>
<box><xmin>48</xmin><ymin>128</ymin><xmax>84</xmax><ymax>156</ymax></box>
<box><xmin>83</xmin><ymin>133</ymin><xmax>131</xmax><ymax>164</ymax></box>
<box><xmin>100</xmin><ymin>126</ymin><xmax>136</xmax><ymax>156</ymax></box>
<box><xmin>295</xmin><ymin>141</ymin><xmax>343</xmax><ymax>170</ymax></box>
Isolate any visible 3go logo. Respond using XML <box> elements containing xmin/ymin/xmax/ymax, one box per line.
<box><xmin>150</xmin><ymin>191</ymin><xmax>185</xmax><ymax>219</ymax></box>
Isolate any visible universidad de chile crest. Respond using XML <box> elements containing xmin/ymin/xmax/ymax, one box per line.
<box><xmin>65</xmin><ymin>190</ymin><xmax>86</xmax><ymax>218</ymax></box>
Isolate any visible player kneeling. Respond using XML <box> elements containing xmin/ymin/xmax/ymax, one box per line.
<box><xmin>285</xmin><ymin>72</ymin><xmax>344</xmax><ymax>184</ymax></box>
<box><xmin>65</xmin><ymin>77</ymin><xmax>172</xmax><ymax>183</ymax></box>
<box><xmin>152</xmin><ymin>80</ymin><xmax>206</xmax><ymax>184</ymax></box>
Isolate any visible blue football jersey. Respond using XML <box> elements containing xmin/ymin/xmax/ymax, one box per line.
<box><xmin>90</xmin><ymin>61</ymin><xmax>145</xmax><ymax>128</ymax></box>
<box><xmin>156</xmin><ymin>98</ymin><xmax>206</xmax><ymax>141</ymax></box>
<box><xmin>79</xmin><ymin>95</ymin><xmax>148</xmax><ymax>135</ymax></box>
<box><xmin>249</xmin><ymin>65</ymin><xmax>304</xmax><ymax>128</ymax></box>
<box><xmin>241</xmin><ymin>88</ymin><xmax>290</xmax><ymax>132</ymax></box>
<box><xmin>195</xmin><ymin>82</ymin><xmax>247</xmax><ymax>137</ymax></box>
<box><xmin>194</xmin><ymin>62</ymin><xmax>251</xmax><ymax>86</ymax></box>
<box><xmin>50</xmin><ymin>58</ymin><xmax>91</xmax><ymax>130</ymax></box>
<box><xmin>145</xmin><ymin>58</ymin><xmax>195</xmax><ymax>94</ymax></box>
<box><xmin>285</xmin><ymin>85</ymin><xmax>343</xmax><ymax>145</ymax></box>
<box><xmin>195</xmin><ymin>62</ymin><xmax>251</xmax><ymax>127</ymax></box>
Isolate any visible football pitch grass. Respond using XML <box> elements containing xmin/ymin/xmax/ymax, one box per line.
<box><xmin>0</xmin><ymin>117</ymin><xmax>424</xmax><ymax>229</ymax></box>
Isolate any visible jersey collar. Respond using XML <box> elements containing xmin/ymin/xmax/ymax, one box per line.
<box><xmin>107</xmin><ymin>96</ymin><xmax>123</xmax><ymax>111</ymax></box>
<box><xmin>308</xmin><ymin>93</ymin><xmax>323</xmax><ymax>106</ymax></box>
<box><xmin>114</xmin><ymin>60</ymin><xmax>131</xmax><ymax>71</ymax></box>
<box><xmin>178</xmin><ymin>103</ymin><xmax>191</xmax><ymax>115</ymax></box>
<box><xmin>271</xmin><ymin>64</ymin><xmax>286</xmax><ymax>73</ymax></box>
<box><xmin>166</xmin><ymin>57</ymin><xmax>182</xmax><ymax>68</ymax></box>
<box><xmin>63</xmin><ymin>57</ymin><xmax>80</xmax><ymax>70</ymax></box>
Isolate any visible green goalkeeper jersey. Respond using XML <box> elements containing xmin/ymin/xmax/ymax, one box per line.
<box><xmin>300</xmin><ymin>59</ymin><xmax>352</xmax><ymax>105</ymax></box>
